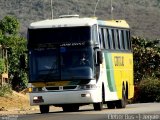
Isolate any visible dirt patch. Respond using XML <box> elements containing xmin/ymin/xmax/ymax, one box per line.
<box><xmin>0</xmin><ymin>91</ymin><xmax>38</xmax><ymax>115</ymax></box>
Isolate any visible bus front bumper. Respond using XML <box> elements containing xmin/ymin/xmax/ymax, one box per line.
<box><xmin>29</xmin><ymin>89</ymin><xmax>101</xmax><ymax>106</ymax></box>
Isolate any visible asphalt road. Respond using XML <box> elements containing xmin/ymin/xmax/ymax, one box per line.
<box><xmin>2</xmin><ymin>103</ymin><xmax>160</xmax><ymax>120</ymax></box>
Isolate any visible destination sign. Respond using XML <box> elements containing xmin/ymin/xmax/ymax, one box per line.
<box><xmin>31</xmin><ymin>41</ymin><xmax>91</xmax><ymax>49</ymax></box>
<box><xmin>60</xmin><ymin>42</ymin><xmax>85</xmax><ymax>47</ymax></box>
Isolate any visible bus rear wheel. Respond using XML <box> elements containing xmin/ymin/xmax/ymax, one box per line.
<box><xmin>115</xmin><ymin>86</ymin><xmax>127</xmax><ymax>108</ymax></box>
<box><xmin>39</xmin><ymin>105</ymin><xmax>49</xmax><ymax>114</ymax></box>
<box><xmin>106</xmin><ymin>101</ymin><xmax>115</xmax><ymax>109</ymax></box>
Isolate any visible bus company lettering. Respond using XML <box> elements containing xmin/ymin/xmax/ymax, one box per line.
<box><xmin>60</xmin><ymin>42</ymin><xmax>85</xmax><ymax>47</ymax></box>
<box><xmin>114</xmin><ymin>56</ymin><xmax>124</xmax><ymax>66</ymax></box>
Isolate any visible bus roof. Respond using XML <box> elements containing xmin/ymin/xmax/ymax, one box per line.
<box><xmin>29</xmin><ymin>17</ymin><xmax>97</xmax><ymax>29</ymax></box>
<box><xmin>98</xmin><ymin>20</ymin><xmax>130</xmax><ymax>28</ymax></box>
<box><xmin>29</xmin><ymin>16</ymin><xmax>129</xmax><ymax>29</ymax></box>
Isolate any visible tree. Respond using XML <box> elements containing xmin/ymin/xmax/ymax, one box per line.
<box><xmin>0</xmin><ymin>16</ymin><xmax>27</xmax><ymax>91</ymax></box>
<box><xmin>132</xmin><ymin>37</ymin><xmax>160</xmax><ymax>83</ymax></box>
<box><xmin>0</xmin><ymin>16</ymin><xmax>19</xmax><ymax>35</ymax></box>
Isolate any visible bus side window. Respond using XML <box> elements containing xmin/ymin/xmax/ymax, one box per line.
<box><xmin>101</xmin><ymin>28</ymin><xmax>106</xmax><ymax>49</ymax></box>
<box><xmin>117</xmin><ymin>29</ymin><xmax>120</xmax><ymax>49</ymax></box>
<box><xmin>108</xmin><ymin>29</ymin><xmax>114</xmax><ymax>49</ymax></box>
<box><xmin>98</xmin><ymin>28</ymin><xmax>104</xmax><ymax>49</ymax></box>
<box><xmin>129</xmin><ymin>30</ymin><xmax>131</xmax><ymax>49</ymax></box>
<box><xmin>111</xmin><ymin>29</ymin><xmax>115</xmax><ymax>49</ymax></box>
<box><xmin>121</xmin><ymin>30</ymin><xmax>125</xmax><ymax>49</ymax></box>
<box><xmin>126</xmin><ymin>30</ymin><xmax>131</xmax><ymax>50</ymax></box>
<box><xmin>106</xmin><ymin>29</ymin><xmax>110</xmax><ymax>49</ymax></box>
<box><xmin>114</xmin><ymin>29</ymin><xmax>120</xmax><ymax>50</ymax></box>
<box><xmin>118</xmin><ymin>30</ymin><xmax>123</xmax><ymax>50</ymax></box>
<box><xmin>123</xmin><ymin>30</ymin><xmax>128</xmax><ymax>50</ymax></box>
<box><xmin>103</xmin><ymin>28</ymin><xmax>109</xmax><ymax>49</ymax></box>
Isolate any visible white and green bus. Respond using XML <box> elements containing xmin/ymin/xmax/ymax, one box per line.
<box><xmin>27</xmin><ymin>15</ymin><xmax>134</xmax><ymax>113</ymax></box>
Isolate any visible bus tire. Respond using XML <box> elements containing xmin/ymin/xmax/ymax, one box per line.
<box><xmin>106</xmin><ymin>101</ymin><xmax>115</xmax><ymax>109</ymax></box>
<box><xmin>115</xmin><ymin>86</ymin><xmax>126</xmax><ymax>109</ymax></box>
<box><xmin>93</xmin><ymin>102</ymin><xmax>103</xmax><ymax>111</ymax></box>
<box><xmin>39</xmin><ymin>105</ymin><xmax>49</xmax><ymax>114</ymax></box>
<box><xmin>126</xmin><ymin>82</ymin><xmax>129</xmax><ymax>99</ymax></box>
<box><xmin>62</xmin><ymin>105</ymin><xmax>79</xmax><ymax>112</ymax></box>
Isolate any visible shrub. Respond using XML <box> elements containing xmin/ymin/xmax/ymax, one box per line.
<box><xmin>135</xmin><ymin>77</ymin><xmax>160</xmax><ymax>103</ymax></box>
<box><xmin>0</xmin><ymin>58</ymin><xmax>5</xmax><ymax>73</ymax></box>
<box><xmin>0</xmin><ymin>84</ymin><xmax>12</xmax><ymax>97</ymax></box>
<box><xmin>132</xmin><ymin>37</ymin><xmax>160</xmax><ymax>83</ymax></box>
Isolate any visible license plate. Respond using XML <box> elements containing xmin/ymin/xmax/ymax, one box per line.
<box><xmin>46</xmin><ymin>81</ymin><xmax>70</xmax><ymax>86</ymax></box>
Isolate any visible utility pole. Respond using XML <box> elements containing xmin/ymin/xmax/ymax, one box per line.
<box><xmin>111</xmin><ymin>0</ymin><xmax>113</xmax><ymax>19</ymax></box>
<box><xmin>51</xmin><ymin>0</ymin><xmax>53</xmax><ymax>19</ymax></box>
<box><xmin>94</xmin><ymin>0</ymin><xmax>100</xmax><ymax>17</ymax></box>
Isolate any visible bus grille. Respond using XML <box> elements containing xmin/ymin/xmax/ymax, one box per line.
<box><xmin>46</xmin><ymin>86</ymin><xmax>77</xmax><ymax>91</ymax></box>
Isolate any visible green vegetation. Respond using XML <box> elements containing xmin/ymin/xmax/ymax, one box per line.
<box><xmin>132</xmin><ymin>37</ymin><xmax>160</xmax><ymax>102</ymax></box>
<box><xmin>0</xmin><ymin>58</ymin><xmax>5</xmax><ymax>73</ymax></box>
<box><xmin>0</xmin><ymin>84</ymin><xmax>12</xmax><ymax>96</ymax></box>
<box><xmin>132</xmin><ymin>37</ymin><xmax>160</xmax><ymax>83</ymax></box>
<box><xmin>134</xmin><ymin>77</ymin><xmax>160</xmax><ymax>103</ymax></box>
<box><xmin>0</xmin><ymin>16</ymin><xmax>27</xmax><ymax>91</ymax></box>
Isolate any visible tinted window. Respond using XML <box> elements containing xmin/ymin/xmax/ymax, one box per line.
<box><xmin>108</xmin><ymin>29</ymin><xmax>114</xmax><ymax>49</ymax></box>
<box><xmin>106</xmin><ymin>29</ymin><xmax>111</xmax><ymax>49</ymax></box>
<box><xmin>118</xmin><ymin>30</ymin><xmax>123</xmax><ymax>50</ymax></box>
<box><xmin>98</xmin><ymin>28</ymin><xmax>104</xmax><ymax>49</ymax></box>
<box><xmin>28</xmin><ymin>27</ymin><xmax>91</xmax><ymax>48</ymax></box>
<box><xmin>114</xmin><ymin>29</ymin><xmax>120</xmax><ymax>50</ymax></box>
<box><xmin>123</xmin><ymin>30</ymin><xmax>128</xmax><ymax>50</ymax></box>
<box><xmin>103</xmin><ymin>28</ymin><xmax>109</xmax><ymax>49</ymax></box>
<box><xmin>111</xmin><ymin>29</ymin><xmax>115</xmax><ymax>49</ymax></box>
<box><xmin>126</xmin><ymin>31</ymin><xmax>131</xmax><ymax>49</ymax></box>
<box><xmin>102</xmin><ymin>28</ymin><xmax>106</xmax><ymax>49</ymax></box>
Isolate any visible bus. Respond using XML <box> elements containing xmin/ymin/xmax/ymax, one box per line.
<box><xmin>27</xmin><ymin>15</ymin><xmax>134</xmax><ymax>113</ymax></box>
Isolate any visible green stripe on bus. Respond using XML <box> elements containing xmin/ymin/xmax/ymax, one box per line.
<box><xmin>104</xmin><ymin>52</ymin><xmax>116</xmax><ymax>92</ymax></box>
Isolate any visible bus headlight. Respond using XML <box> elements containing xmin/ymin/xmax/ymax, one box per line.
<box><xmin>81</xmin><ymin>93</ymin><xmax>91</xmax><ymax>97</ymax></box>
<box><xmin>78</xmin><ymin>84</ymin><xmax>97</xmax><ymax>90</ymax></box>
<box><xmin>33</xmin><ymin>96</ymin><xmax>44</xmax><ymax>103</ymax></box>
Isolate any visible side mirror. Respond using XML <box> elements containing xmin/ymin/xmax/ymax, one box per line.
<box><xmin>97</xmin><ymin>50</ymin><xmax>103</xmax><ymax>64</ymax></box>
<box><xmin>20</xmin><ymin>54</ymin><xmax>26</xmax><ymax>69</ymax></box>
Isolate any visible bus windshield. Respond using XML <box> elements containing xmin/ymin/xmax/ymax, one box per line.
<box><xmin>29</xmin><ymin>47</ymin><xmax>94</xmax><ymax>82</ymax></box>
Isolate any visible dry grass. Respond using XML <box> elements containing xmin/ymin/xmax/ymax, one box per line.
<box><xmin>0</xmin><ymin>91</ymin><xmax>30</xmax><ymax>111</ymax></box>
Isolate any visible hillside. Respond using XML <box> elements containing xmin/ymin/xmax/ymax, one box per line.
<box><xmin>0</xmin><ymin>0</ymin><xmax>160</xmax><ymax>39</ymax></box>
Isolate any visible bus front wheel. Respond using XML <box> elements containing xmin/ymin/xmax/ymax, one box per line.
<box><xmin>39</xmin><ymin>105</ymin><xmax>49</xmax><ymax>114</ymax></box>
<box><xmin>93</xmin><ymin>102</ymin><xmax>103</xmax><ymax>111</ymax></box>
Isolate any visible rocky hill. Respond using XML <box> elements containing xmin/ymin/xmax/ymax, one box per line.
<box><xmin>0</xmin><ymin>0</ymin><xmax>160</xmax><ymax>39</ymax></box>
